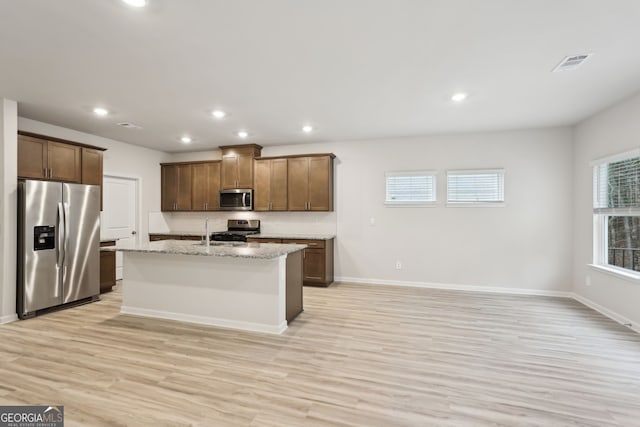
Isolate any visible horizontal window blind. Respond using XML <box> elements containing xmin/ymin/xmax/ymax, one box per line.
<box><xmin>447</xmin><ymin>170</ymin><xmax>504</xmax><ymax>203</ymax></box>
<box><xmin>593</xmin><ymin>156</ymin><xmax>640</xmax><ymax>212</ymax></box>
<box><xmin>385</xmin><ymin>172</ymin><xmax>436</xmax><ymax>204</ymax></box>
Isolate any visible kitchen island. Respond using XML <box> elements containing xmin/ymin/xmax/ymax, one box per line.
<box><xmin>103</xmin><ymin>240</ymin><xmax>305</xmax><ymax>334</ymax></box>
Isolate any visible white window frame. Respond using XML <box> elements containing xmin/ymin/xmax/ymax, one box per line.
<box><xmin>590</xmin><ymin>148</ymin><xmax>640</xmax><ymax>281</ymax></box>
<box><xmin>384</xmin><ymin>170</ymin><xmax>437</xmax><ymax>207</ymax></box>
<box><xmin>446</xmin><ymin>169</ymin><xmax>506</xmax><ymax>207</ymax></box>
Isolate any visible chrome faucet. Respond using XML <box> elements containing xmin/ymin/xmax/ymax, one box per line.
<box><xmin>204</xmin><ymin>217</ymin><xmax>210</xmax><ymax>249</ymax></box>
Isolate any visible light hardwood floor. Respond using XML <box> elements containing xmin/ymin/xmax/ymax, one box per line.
<box><xmin>0</xmin><ymin>283</ymin><xmax>639</xmax><ymax>426</ymax></box>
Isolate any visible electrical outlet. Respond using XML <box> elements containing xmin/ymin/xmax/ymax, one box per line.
<box><xmin>395</xmin><ymin>261</ymin><xmax>402</xmax><ymax>270</ymax></box>
<box><xmin>369</xmin><ymin>217</ymin><xmax>376</xmax><ymax>226</ymax></box>
<box><xmin>585</xmin><ymin>276</ymin><xmax>592</xmax><ymax>287</ymax></box>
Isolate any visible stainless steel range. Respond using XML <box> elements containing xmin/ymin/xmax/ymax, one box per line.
<box><xmin>211</xmin><ymin>219</ymin><xmax>260</xmax><ymax>242</ymax></box>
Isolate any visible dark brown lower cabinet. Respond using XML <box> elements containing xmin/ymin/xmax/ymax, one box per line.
<box><xmin>100</xmin><ymin>241</ymin><xmax>116</xmax><ymax>293</ymax></box>
<box><xmin>149</xmin><ymin>234</ymin><xmax>201</xmax><ymax>241</ymax></box>
<box><xmin>247</xmin><ymin>237</ymin><xmax>334</xmax><ymax>287</ymax></box>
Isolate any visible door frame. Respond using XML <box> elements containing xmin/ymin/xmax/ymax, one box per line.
<box><xmin>102</xmin><ymin>174</ymin><xmax>141</xmax><ymax>245</ymax></box>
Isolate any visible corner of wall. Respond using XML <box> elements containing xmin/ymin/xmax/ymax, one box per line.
<box><xmin>0</xmin><ymin>99</ymin><xmax>19</xmax><ymax>322</ymax></box>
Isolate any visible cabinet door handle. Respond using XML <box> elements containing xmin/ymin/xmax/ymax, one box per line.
<box><xmin>205</xmin><ymin>202</ymin><xmax>208</xmax><ymax>210</ymax></box>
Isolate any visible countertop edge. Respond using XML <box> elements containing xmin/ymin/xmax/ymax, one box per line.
<box><xmin>102</xmin><ymin>241</ymin><xmax>307</xmax><ymax>260</ymax></box>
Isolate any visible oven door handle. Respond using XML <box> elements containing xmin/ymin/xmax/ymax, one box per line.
<box><xmin>242</xmin><ymin>192</ymin><xmax>248</xmax><ymax>207</ymax></box>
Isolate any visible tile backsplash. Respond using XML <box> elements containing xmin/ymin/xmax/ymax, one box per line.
<box><xmin>149</xmin><ymin>211</ymin><xmax>337</xmax><ymax>235</ymax></box>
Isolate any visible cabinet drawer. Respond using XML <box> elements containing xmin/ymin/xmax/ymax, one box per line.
<box><xmin>180</xmin><ymin>236</ymin><xmax>202</xmax><ymax>241</ymax></box>
<box><xmin>149</xmin><ymin>234</ymin><xmax>175</xmax><ymax>241</ymax></box>
<box><xmin>247</xmin><ymin>237</ymin><xmax>283</xmax><ymax>244</ymax></box>
<box><xmin>282</xmin><ymin>239</ymin><xmax>325</xmax><ymax>249</ymax></box>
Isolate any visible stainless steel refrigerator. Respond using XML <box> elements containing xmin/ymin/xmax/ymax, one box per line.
<box><xmin>17</xmin><ymin>180</ymin><xmax>100</xmax><ymax>319</ymax></box>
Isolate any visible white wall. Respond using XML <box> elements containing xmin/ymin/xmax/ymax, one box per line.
<box><xmin>169</xmin><ymin>150</ymin><xmax>219</xmax><ymax>163</ymax></box>
<box><xmin>0</xmin><ymin>99</ymin><xmax>18</xmax><ymax>323</ymax></box>
<box><xmin>18</xmin><ymin>118</ymin><xmax>172</xmax><ymax>242</ymax></box>
<box><xmin>573</xmin><ymin>91</ymin><xmax>640</xmax><ymax>327</ymax></box>
<box><xmin>167</xmin><ymin>127</ymin><xmax>574</xmax><ymax>294</ymax></box>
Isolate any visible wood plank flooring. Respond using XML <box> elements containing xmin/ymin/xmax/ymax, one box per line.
<box><xmin>0</xmin><ymin>283</ymin><xmax>639</xmax><ymax>426</ymax></box>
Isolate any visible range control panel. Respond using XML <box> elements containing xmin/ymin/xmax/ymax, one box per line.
<box><xmin>33</xmin><ymin>225</ymin><xmax>55</xmax><ymax>251</ymax></box>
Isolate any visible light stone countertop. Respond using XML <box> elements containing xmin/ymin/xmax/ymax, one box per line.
<box><xmin>148</xmin><ymin>230</ymin><xmax>224</xmax><ymax>237</ymax></box>
<box><xmin>102</xmin><ymin>239</ymin><xmax>306</xmax><ymax>260</ymax></box>
<box><xmin>248</xmin><ymin>233</ymin><xmax>335</xmax><ymax>240</ymax></box>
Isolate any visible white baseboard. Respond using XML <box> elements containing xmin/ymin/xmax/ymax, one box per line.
<box><xmin>121</xmin><ymin>306</ymin><xmax>287</xmax><ymax>335</ymax></box>
<box><xmin>0</xmin><ymin>313</ymin><xmax>18</xmax><ymax>324</ymax></box>
<box><xmin>571</xmin><ymin>293</ymin><xmax>638</xmax><ymax>334</ymax></box>
<box><xmin>335</xmin><ymin>276</ymin><xmax>572</xmax><ymax>298</ymax></box>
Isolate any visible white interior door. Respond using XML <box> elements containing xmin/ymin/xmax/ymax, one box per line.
<box><xmin>102</xmin><ymin>175</ymin><xmax>138</xmax><ymax>280</ymax></box>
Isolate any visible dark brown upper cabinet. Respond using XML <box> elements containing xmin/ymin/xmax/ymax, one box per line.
<box><xmin>191</xmin><ymin>161</ymin><xmax>221</xmax><ymax>211</ymax></box>
<box><xmin>287</xmin><ymin>154</ymin><xmax>334</xmax><ymax>211</ymax></box>
<box><xmin>219</xmin><ymin>144</ymin><xmax>262</xmax><ymax>189</ymax></box>
<box><xmin>254</xmin><ymin>158</ymin><xmax>288</xmax><ymax>211</ymax></box>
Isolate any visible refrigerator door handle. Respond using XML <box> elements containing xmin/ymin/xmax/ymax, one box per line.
<box><xmin>63</xmin><ymin>202</ymin><xmax>70</xmax><ymax>267</ymax></box>
<box><xmin>57</xmin><ymin>202</ymin><xmax>65</xmax><ymax>267</ymax></box>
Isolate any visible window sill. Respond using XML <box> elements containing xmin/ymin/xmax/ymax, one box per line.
<box><xmin>446</xmin><ymin>202</ymin><xmax>506</xmax><ymax>208</ymax></box>
<box><xmin>384</xmin><ymin>202</ymin><xmax>438</xmax><ymax>208</ymax></box>
<box><xmin>588</xmin><ymin>264</ymin><xmax>640</xmax><ymax>283</ymax></box>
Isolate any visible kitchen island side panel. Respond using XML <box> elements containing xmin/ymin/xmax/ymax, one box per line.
<box><xmin>121</xmin><ymin>252</ymin><xmax>287</xmax><ymax>334</ymax></box>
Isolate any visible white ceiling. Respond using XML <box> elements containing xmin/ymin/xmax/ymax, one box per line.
<box><xmin>1</xmin><ymin>0</ymin><xmax>640</xmax><ymax>153</ymax></box>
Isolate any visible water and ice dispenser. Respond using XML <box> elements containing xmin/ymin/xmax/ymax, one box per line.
<box><xmin>33</xmin><ymin>225</ymin><xmax>55</xmax><ymax>251</ymax></box>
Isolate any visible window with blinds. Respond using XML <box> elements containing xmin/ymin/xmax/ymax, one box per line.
<box><xmin>385</xmin><ymin>171</ymin><xmax>436</xmax><ymax>205</ymax></box>
<box><xmin>446</xmin><ymin>169</ymin><xmax>505</xmax><ymax>204</ymax></box>
<box><xmin>593</xmin><ymin>156</ymin><xmax>640</xmax><ymax>211</ymax></box>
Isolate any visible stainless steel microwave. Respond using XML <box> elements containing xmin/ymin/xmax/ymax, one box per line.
<box><xmin>219</xmin><ymin>189</ymin><xmax>253</xmax><ymax>211</ymax></box>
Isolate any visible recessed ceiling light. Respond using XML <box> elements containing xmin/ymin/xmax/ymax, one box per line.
<box><xmin>451</xmin><ymin>93</ymin><xmax>468</xmax><ymax>103</ymax></box>
<box><xmin>302</xmin><ymin>125</ymin><xmax>314</xmax><ymax>133</ymax></box>
<box><xmin>237</xmin><ymin>131</ymin><xmax>249</xmax><ymax>139</ymax></box>
<box><xmin>211</xmin><ymin>110</ymin><xmax>227</xmax><ymax>119</ymax></box>
<box><xmin>122</xmin><ymin>0</ymin><xmax>147</xmax><ymax>7</ymax></box>
<box><xmin>180</xmin><ymin>136</ymin><xmax>192</xmax><ymax>144</ymax></box>
<box><xmin>93</xmin><ymin>107</ymin><xmax>109</xmax><ymax>116</ymax></box>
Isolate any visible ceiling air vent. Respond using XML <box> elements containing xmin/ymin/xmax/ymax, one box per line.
<box><xmin>552</xmin><ymin>54</ymin><xmax>593</xmax><ymax>72</ymax></box>
<box><xmin>117</xmin><ymin>122</ymin><xmax>142</xmax><ymax>129</ymax></box>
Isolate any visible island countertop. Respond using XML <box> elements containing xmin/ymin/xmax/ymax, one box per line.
<box><xmin>103</xmin><ymin>239</ymin><xmax>306</xmax><ymax>259</ymax></box>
